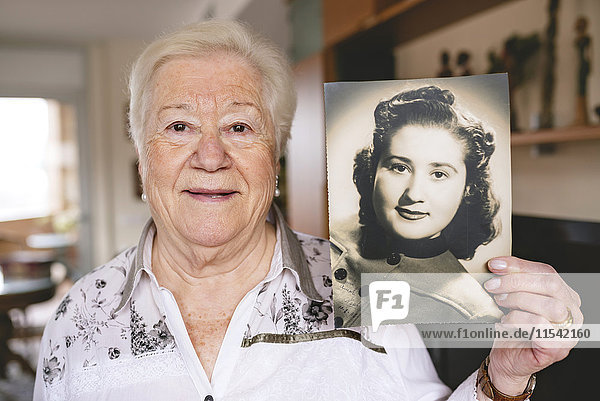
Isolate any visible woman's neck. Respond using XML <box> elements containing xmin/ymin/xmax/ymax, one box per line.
<box><xmin>151</xmin><ymin>221</ymin><xmax>277</xmax><ymax>304</ymax></box>
<box><xmin>388</xmin><ymin>234</ymin><xmax>449</xmax><ymax>259</ymax></box>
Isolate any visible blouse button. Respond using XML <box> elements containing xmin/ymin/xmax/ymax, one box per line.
<box><xmin>386</xmin><ymin>252</ymin><xmax>401</xmax><ymax>265</ymax></box>
<box><xmin>334</xmin><ymin>316</ymin><xmax>344</xmax><ymax>328</ymax></box>
<box><xmin>334</xmin><ymin>268</ymin><xmax>347</xmax><ymax>281</ymax></box>
<box><xmin>204</xmin><ymin>396</ymin><xmax>214</xmax><ymax>401</ymax></box>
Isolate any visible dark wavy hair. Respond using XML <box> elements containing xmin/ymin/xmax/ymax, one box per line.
<box><xmin>354</xmin><ymin>86</ymin><xmax>500</xmax><ymax>260</ymax></box>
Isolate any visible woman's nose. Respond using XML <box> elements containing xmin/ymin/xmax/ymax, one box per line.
<box><xmin>403</xmin><ymin>175</ymin><xmax>425</xmax><ymax>203</ymax></box>
<box><xmin>189</xmin><ymin>130</ymin><xmax>232</xmax><ymax>171</ymax></box>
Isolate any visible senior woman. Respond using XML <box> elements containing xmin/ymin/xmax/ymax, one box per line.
<box><xmin>34</xmin><ymin>20</ymin><xmax>581</xmax><ymax>401</ymax></box>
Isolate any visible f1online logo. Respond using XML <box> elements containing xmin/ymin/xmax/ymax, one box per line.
<box><xmin>369</xmin><ymin>281</ymin><xmax>410</xmax><ymax>331</ymax></box>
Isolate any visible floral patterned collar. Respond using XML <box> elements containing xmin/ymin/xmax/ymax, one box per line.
<box><xmin>114</xmin><ymin>204</ymin><xmax>323</xmax><ymax>313</ymax></box>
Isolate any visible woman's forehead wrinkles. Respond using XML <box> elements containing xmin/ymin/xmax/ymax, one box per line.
<box><xmin>155</xmin><ymin>85</ymin><xmax>263</xmax><ymax>110</ymax></box>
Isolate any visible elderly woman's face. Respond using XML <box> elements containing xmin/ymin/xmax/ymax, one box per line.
<box><xmin>372</xmin><ymin>125</ymin><xmax>467</xmax><ymax>241</ymax></box>
<box><xmin>141</xmin><ymin>54</ymin><xmax>277</xmax><ymax>246</ymax></box>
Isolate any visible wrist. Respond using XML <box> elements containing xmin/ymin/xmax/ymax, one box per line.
<box><xmin>477</xmin><ymin>356</ymin><xmax>536</xmax><ymax>401</ymax></box>
<box><xmin>487</xmin><ymin>358</ymin><xmax>531</xmax><ymax>396</ymax></box>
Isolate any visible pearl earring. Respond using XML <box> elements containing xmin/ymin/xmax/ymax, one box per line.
<box><xmin>274</xmin><ymin>175</ymin><xmax>281</xmax><ymax>198</ymax></box>
<box><xmin>141</xmin><ymin>193</ymin><xmax>147</xmax><ymax>202</ymax></box>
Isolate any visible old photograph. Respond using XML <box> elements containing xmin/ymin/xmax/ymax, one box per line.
<box><xmin>325</xmin><ymin>74</ymin><xmax>511</xmax><ymax>328</ymax></box>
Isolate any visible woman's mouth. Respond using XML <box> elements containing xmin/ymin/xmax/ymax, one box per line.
<box><xmin>396</xmin><ymin>207</ymin><xmax>428</xmax><ymax>221</ymax></box>
<box><xmin>184</xmin><ymin>189</ymin><xmax>238</xmax><ymax>201</ymax></box>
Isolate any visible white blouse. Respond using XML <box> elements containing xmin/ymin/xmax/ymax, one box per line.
<box><xmin>34</xmin><ymin>208</ymin><xmax>478</xmax><ymax>401</ymax></box>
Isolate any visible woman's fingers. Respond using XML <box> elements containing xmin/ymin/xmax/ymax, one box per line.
<box><xmin>488</xmin><ymin>257</ymin><xmax>549</xmax><ymax>274</ymax></box>
<box><xmin>494</xmin><ymin>291</ymin><xmax>583</xmax><ymax>326</ymax></box>
<box><xmin>488</xmin><ymin>256</ymin><xmax>558</xmax><ymax>273</ymax></box>
<box><xmin>494</xmin><ymin>292</ymin><xmax>569</xmax><ymax>323</ymax></box>
<box><xmin>484</xmin><ymin>272</ymin><xmax>573</xmax><ymax>304</ymax></box>
<box><xmin>486</xmin><ymin>257</ymin><xmax>581</xmax><ymax>307</ymax></box>
<box><xmin>498</xmin><ymin>309</ymin><xmax>580</xmax><ymax>351</ymax></box>
<box><xmin>485</xmin><ymin>256</ymin><xmax>584</xmax><ymax>348</ymax></box>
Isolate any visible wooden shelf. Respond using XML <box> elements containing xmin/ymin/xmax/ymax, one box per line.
<box><xmin>510</xmin><ymin>126</ymin><xmax>600</xmax><ymax>146</ymax></box>
<box><xmin>323</xmin><ymin>0</ymin><xmax>426</xmax><ymax>48</ymax></box>
<box><xmin>323</xmin><ymin>0</ymin><xmax>511</xmax><ymax>82</ymax></box>
<box><xmin>324</xmin><ymin>0</ymin><xmax>510</xmax><ymax>49</ymax></box>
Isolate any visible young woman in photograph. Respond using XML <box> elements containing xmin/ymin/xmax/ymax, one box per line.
<box><xmin>331</xmin><ymin>85</ymin><xmax>504</xmax><ymax>327</ymax></box>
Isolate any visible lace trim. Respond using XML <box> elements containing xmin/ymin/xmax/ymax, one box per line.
<box><xmin>241</xmin><ymin>329</ymin><xmax>386</xmax><ymax>353</ymax></box>
<box><xmin>45</xmin><ymin>350</ymin><xmax>186</xmax><ymax>401</ymax></box>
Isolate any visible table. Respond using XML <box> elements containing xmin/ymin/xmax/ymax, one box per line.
<box><xmin>0</xmin><ymin>276</ymin><xmax>56</xmax><ymax>378</ymax></box>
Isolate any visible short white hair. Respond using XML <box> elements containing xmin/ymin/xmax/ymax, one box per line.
<box><xmin>128</xmin><ymin>20</ymin><xmax>296</xmax><ymax>160</ymax></box>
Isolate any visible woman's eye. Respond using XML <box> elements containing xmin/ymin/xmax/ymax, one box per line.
<box><xmin>391</xmin><ymin>164</ymin><xmax>409</xmax><ymax>173</ymax></box>
<box><xmin>170</xmin><ymin>123</ymin><xmax>188</xmax><ymax>132</ymax></box>
<box><xmin>432</xmin><ymin>171</ymin><xmax>448</xmax><ymax>179</ymax></box>
<box><xmin>231</xmin><ymin>124</ymin><xmax>248</xmax><ymax>133</ymax></box>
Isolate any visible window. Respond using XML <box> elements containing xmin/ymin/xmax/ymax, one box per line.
<box><xmin>0</xmin><ymin>97</ymin><xmax>79</xmax><ymax>223</ymax></box>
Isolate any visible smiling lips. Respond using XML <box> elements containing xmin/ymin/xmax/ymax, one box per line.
<box><xmin>184</xmin><ymin>189</ymin><xmax>238</xmax><ymax>201</ymax></box>
<box><xmin>396</xmin><ymin>207</ymin><xmax>429</xmax><ymax>221</ymax></box>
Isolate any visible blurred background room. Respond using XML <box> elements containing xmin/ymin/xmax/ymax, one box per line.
<box><xmin>0</xmin><ymin>0</ymin><xmax>598</xmax><ymax>399</ymax></box>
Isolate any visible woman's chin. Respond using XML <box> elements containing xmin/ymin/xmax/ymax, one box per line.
<box><xmin>183</xmin><ymin>229</ymin><xmax>239</xmax><ymax>248</ymax></box>
<box><xmin>163</xmin><ymin>214</ymin><xmax>243</xmax><ymax>248</ymax></box>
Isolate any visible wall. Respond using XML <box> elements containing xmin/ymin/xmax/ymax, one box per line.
<box><xmin>0</xmin><ymin>47</ymin><xmax>84</xmax><ymax>94</ymax></box>
<box><xmin>238</xmin><ymin>0</ymin><xmax>292</xmax><ymax>55</ymax></box>
<box><xmin>288</xmin><ymin>53</ymin><xmax>328</xmax><ymax>237</ymax></box>
<box><xmin>290</xmin><ymin>0</ymin><xmax>323</xmax><ymax>62</ymax></box>
<box><xmin>394</xmin><ymin>0</ymin><xmax>600</xmax><ymax>222</ymax></box>
<box><xmin>87</xmin><ymin>39</ymin><xmax>150</xmax><ymax>265</ymax></box>
<box><xmin>512</xmin><ymin>141</ymin><xmax>600</xmax><ymax>222</ymax></box>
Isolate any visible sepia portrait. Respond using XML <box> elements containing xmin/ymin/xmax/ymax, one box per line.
<box><xmin>325</xmin><ymin>74</ymin><xmax>511</xmax><ymax>328</ymax></box>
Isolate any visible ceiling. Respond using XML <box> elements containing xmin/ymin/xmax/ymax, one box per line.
<box><xmin>0</xmin><ymin>0</ymin><xmax>286</xmax><ymax>46</ymax></box>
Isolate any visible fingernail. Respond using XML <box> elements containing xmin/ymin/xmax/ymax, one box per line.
<box><xmin>489</xmin><ymin>259</ymin><xmax>507</xmax><ymax>270</ymax></box>
<box><xmin>484</xmin><ymin>278</ymin><xmax>501</xmax><ymax>290</ymax></box>
<box><xmin>495</xmin><ymin>293</ymin><xmax>507</xmax><ymax>301</ymax></box>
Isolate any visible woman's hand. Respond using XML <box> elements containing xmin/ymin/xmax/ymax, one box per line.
<box><xmin>482</xmin><ymin>256</ymin><xmax>583</xmax><ymax>397</ymax></box>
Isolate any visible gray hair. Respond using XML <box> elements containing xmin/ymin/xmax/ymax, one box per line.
<box><xmin>128</xmin><ymin>20</ymin><xmax>296</xmax><ymax>160</ymax></box>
